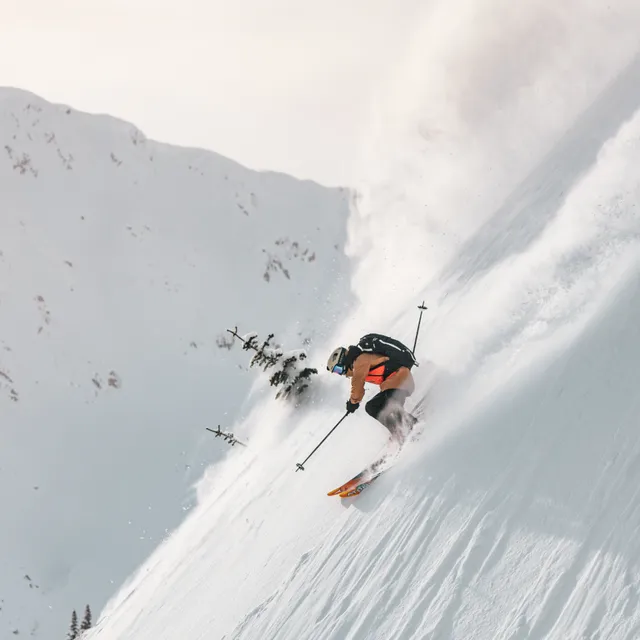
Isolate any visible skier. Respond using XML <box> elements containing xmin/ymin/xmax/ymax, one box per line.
<box><xmin>327</xmin><ymin>334</ymin><xmax>418</xmax><ymax>444</ymax></box>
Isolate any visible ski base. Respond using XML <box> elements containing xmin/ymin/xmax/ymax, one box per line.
<box><xmin>328</xmin><ymin>450</ymin><xmax>398</xmax><ymax>498</ymax></box>
<box><xmin>327</xmin><ymin>470</ymin><xmax>369</xmax><ymax>496</ymax></box>
<box><xmin>338</xmin><ymin>472</ymin><xmax>384</xmax><ymax>497</ymax></box>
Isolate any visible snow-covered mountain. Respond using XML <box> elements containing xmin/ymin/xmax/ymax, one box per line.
<box><xmin>0</xmin><ymin>88</ymin><xmax>351</xmax><ymax>638</ymax></box>
<box><xmin>77</xmin><ymin>4</ymin><xmax>640</xmax><ymax>640</ymax></box>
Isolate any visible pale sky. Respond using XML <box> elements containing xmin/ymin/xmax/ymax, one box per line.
<box><xmin>1</xmin><ymin>0</ymin><xmax>422</xmax><ymax>186</ymax></box>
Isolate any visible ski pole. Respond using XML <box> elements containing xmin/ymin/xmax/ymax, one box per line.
<box><xmin>412</xmin><ymin>301</ymin><xmax>428</xmax><ymax>354</ymax></box>
<box><xmin>296</xmin><ymin>412</ymin><xmax>349</xmax><ymax>472</ymax></box>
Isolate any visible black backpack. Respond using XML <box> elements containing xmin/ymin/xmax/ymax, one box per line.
<box><xmin>356</xmin><ymin>333</ymin><xmax>418</xmax><ymax>369</ymax></box>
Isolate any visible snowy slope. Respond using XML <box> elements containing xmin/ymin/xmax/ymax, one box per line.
<box><xmin>84</xmin><ymin>4</ymin><xmax>640</xmax><ymax>640</ymax></box>
<box><xmin>86</xmin><ymin>107</ymin><xmax>640</xmax><ymax>637</ymax></box>
<box><xmin>0</xmin><ymin>89</ymin><xmax>351</xmax><ymax>638</ymax></box>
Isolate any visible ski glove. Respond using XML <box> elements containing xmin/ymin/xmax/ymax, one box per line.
<box><xmin>346</xmin><ymin>400</ymin><xmax>360</xmax><ymax>414</ymax></box>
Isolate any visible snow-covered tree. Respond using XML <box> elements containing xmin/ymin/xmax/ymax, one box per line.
<box><xmin>226</xmin><ymin>328</ymin><xmax>317</xmax><ymax>401</ymax></box>
<box><xmin>269</xmin><ymin>349</ymin><xmax>317</xmax><ymax>400</ymax></box>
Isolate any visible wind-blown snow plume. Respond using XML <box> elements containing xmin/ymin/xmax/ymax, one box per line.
<box><xmin>348</xmin><ymin>0</ymin><xmax>640</xmax><ymax>333</ymax></box>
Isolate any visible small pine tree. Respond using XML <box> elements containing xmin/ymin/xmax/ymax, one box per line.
<box><xmin>226</xmin><ymin>327</ymin><xmax>317</xmax><ymax>403</ymax></box>
<box><xmin>246</xmin><ymin>333</ymin><xmax>281</xmax><ymax>369</ymax></box>
<box><xmin>80</xmin><ymin>605</ymin><xmax>92</xmax><ymax>631</ymax></box>
<box><xmin>67</xmin><ymin>610</ymin><xmax>78</xmax><ymax>640</ymax></box>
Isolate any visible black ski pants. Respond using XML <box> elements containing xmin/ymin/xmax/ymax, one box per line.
<box><xmin>365</xmin><ymin>388</ymin><xmax>412</xmax><ymax>439</ymax></box>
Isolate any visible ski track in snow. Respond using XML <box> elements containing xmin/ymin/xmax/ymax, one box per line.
<box><xmin>107</xmin><ymin>323</ymin><xmax>640</xmax><ymax>640</ymax></box>
<box><xmin>226</xmin><ymin>264</ymin><xmax>640</xmax><ymax>640</ymax></box>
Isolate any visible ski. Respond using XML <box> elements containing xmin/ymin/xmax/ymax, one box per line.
<box><xmin>328</xmin><ymin>411</ymin><xmax>424</xmax><ymax>499</ymax></box>
<box><xmin>327</xmin><ymin>470</ymin><xmax>371</xmax><ymax>496</ymax></box>
<box><xmin>328</xmin><ymin>449</ymin><xmax>397</xmax><ymax>498</ymax></box>
<box><xmin>338</xmin><ymin>471</ymin><xmax>385</xmax><ymax>497</ymax></box>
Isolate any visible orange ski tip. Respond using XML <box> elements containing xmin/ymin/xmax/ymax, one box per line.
<box><xmin>327</xmin><ymin>472</ymin><xmax>365</xmax><ymax>497</ymax></box>
<box><xmin>328</xmin><ymin>483</ymin><xmax>357</xmax><ymax>496</ymax></box>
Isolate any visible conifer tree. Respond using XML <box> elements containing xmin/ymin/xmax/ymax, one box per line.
<box><xmin>67</xmin><ymin>610</ymin><xmax>78</xmax><ymax>640</ymax></box>
<box><xmin>226</xmin><ymin>327</ymin><xmax>317</xmax><ymax>402</ymax></box>
<box><xmin>80</xmin><ymin>604</ymin><xmax>92</xmax><ymax>631</ymax></box>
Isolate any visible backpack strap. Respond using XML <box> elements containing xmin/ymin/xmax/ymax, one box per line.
<box><xmin>380</xmin><ymin>359</ymin><xmax>402</xmax><ymax>377</ymax></box>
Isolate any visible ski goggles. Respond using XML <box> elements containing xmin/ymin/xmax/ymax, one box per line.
<box><xmin>331</xmin><ymin>364</ymin><xmax>346</xmax><ymax>375</ymax></box>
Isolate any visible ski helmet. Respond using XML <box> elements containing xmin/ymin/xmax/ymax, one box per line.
<box><xmin>327</xmin><ymin>346</ymin><xmax>347</xmax><ymax>374</ymax></box>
